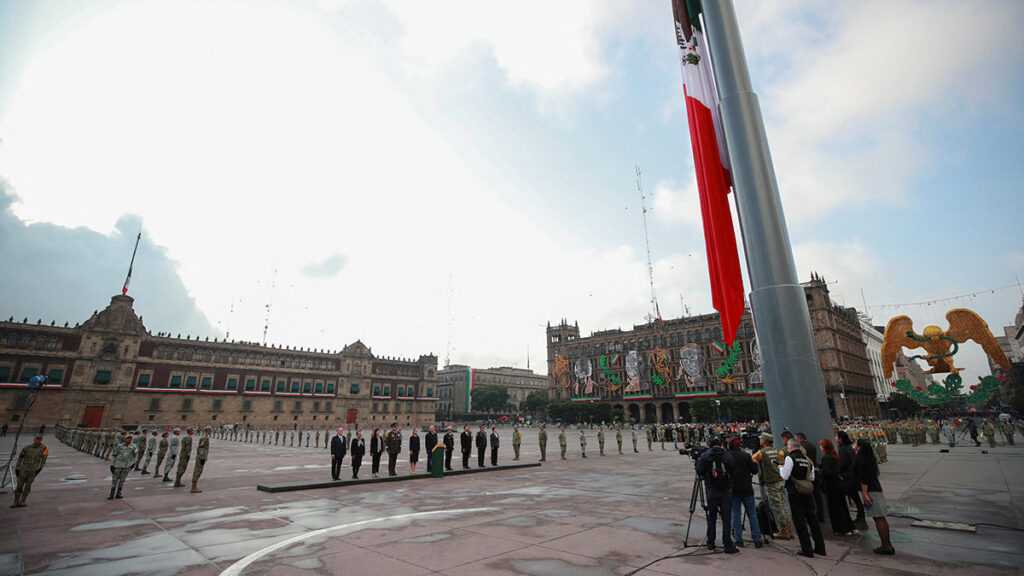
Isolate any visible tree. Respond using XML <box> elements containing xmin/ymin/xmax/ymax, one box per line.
<box><xmin>472</xmin><ymin>385</ymin><xmax>509</xmax><ymax>413</ymax></box>
<box><xmin>883</xmin><ymin>393</ymin><xmax>921</xmax><ymax>418</ymax></box>
<box><xmin>522</xmin><ymin>390</ymin><xmax>550</xmax><ymax>417</ymax></box>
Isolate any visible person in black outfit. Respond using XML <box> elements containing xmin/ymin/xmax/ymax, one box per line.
<box><xmin>489</xmin><ymin>427</ymin><xmax>500</xmax><ymax>466</ymax></box>
<box><xmin>855</xmin><ymin>439</ymin><xmax>895</xmax><ymax>555</ymax></box>
<box><xmin>330</xmin><ymin>427</ymin><xmax>347</xmax><ymax>481</ymax></box>
<box><xmin>819</xmin><ymin>438</ymin><xmax>857</xmax><ymax>535</ymax></box>
<box><xmin>695</xmin><ymin>437</ymin><xmax>738</xmax><ymax>553</ymax></box>
<box><xmin>408</xmin><ymin>428</ymin><xmax>421</xmax><ymax>474</ymax></box>
<box><xmin>350</xmin><ymin>430</ymin><xmax>365</xmax><ymax>479</ymax></box>
<box><xmin>370</xmin><ymin>428</ymin><xmax>383</xmax><ymax>479</ymax></box>
<box><xmin>724</xmin><ymin>437</ymin><xmax>763</xmax><ymax>547</ymax></box>
<box><xmin>781</xmin><ymin>438</ymin><xmax>826</xmax><ymax>558</ymax></box>
<box><xmin>443</xmin><ymin>426</ymin><xmax>455</xmax><ymax>471</ymax></box>
<box><xmin>425</xmin><ymin>425</ymin><xmax>438</xmax><ymax>474</ymax></box>
<box><xmin>968</xmin><ymin>420</ymin><xmax>981</xmax><ymax>446</ymax></box>
<box><xmin>836</xmin><ymin>430</ymin><xmax>867</xmax><ymax>530</ymax></box>
<box><xmin>796</xmin><ymin>432</ymin><xmax>826</xmax><ymax>523</ymax></box>
<box><xmin>476</xmin><ymin>426</ymin><xmax>488</xmax><ymax>467</ymax></box>
<box><xmin>460</xmin><ymin>426</ymin><xmax>473</xmax><ymax>469</ymax></box>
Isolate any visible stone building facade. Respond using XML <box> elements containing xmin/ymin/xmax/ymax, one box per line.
<box><xmin>435</xmin><ymin>364</ymin><xmax>548</xmax><ymax>419</ymax></box>
<box><xmin>546</xmin><ymin>275</ymin><xmax>881</xmax><ymax>422</ymax></box>
<box><xmin>1</xmin><ymin>294</ymin><xmax>439</xmax><ymax>429</ymax></box>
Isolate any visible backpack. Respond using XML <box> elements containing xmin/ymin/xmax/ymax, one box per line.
<box><xmin>706</xmin><ymin>451</ymin><xmax>731</xmax><ymax>492</ymax></box>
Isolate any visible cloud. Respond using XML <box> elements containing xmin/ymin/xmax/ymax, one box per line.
<box><xmin>0</xmin><ymin>180</ymin><xmax>215</xmax><ymax>337</ymax></box>
<box><xmin>301</xmin><ymin>253</ymin><xmax>349</xmax><ymax>279</ymax></box>
<box><xmin>651</xmin><ymin>177</ymin><xmax>701</xmax><ymax>229</ymax></box>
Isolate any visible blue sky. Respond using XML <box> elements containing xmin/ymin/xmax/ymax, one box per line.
<box><xmin>0</xmin><ymin>0</ymin><xmax>1022</xmax><ymax>382</ymax></box>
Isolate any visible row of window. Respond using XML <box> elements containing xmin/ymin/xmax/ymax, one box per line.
<box><xmin>1</xmin><ymin>334</ymin><xmax>62</xmax><ymax>351</ymax></box>
<box><xmin>0</xmin><ymin>365</ymin><xmax>65</xmax><ymax>383</ymax></box>
<box><xmin>371</xmin><ymin>402</ymin><xmax>416</xmax><ymax>413</ymax></box>
<box><xmin>371</xmin><ymin>385</ymin><xmax>433</xmax><ymax>397</ymax></box>
<box><xmin>153</xmin><ymin>347</ymin><xmax>336</xmax><ymax>371</ymax></box>
<box><xmin>137</xmin><ymin>373</ymin><xmax>343</xmax><ymax>395</ymax></box>
<box><xmin>147</xmin><ymin>397</ymin><xmax>334</xmax><ymax>413</ymax></box>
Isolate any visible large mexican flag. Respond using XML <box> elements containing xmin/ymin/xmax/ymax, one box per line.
<box><xmin>672</xmin><ymin>0</ymin><xmax>744</xmax><ymax>347</ymax></box>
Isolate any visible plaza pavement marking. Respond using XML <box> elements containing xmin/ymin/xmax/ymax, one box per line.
<box><xmin>219</xmin><ymin>507</ymin><xmax>497</xmax><ymax>576</ymax></box>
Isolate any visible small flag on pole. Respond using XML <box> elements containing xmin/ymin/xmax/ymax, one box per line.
<box><xmin>122</xmin><ymin>230</ymin><xmax>141</xmax><ymax>295</ymax></box>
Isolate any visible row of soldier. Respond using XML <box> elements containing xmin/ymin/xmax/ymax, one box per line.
<box><xmin>55</xmin><ymin>424</ymin><xmax>212</xmax><ymax>498</ymax></box>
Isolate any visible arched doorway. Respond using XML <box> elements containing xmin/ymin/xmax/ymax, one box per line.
<box><xmin>643</xmin><ymin>403</ymin><xmax>656</xmax><ymax>423</ymax></box>
<box><xmin>660</xmin><ymin>402</ymin><xmax>675</xmax><ymax>422</ymax></box>
<box><xmin>628</xmin><ymin>404</ymin><xmax>641</xmax><ymax>423</ymax></box>
<box><xmin>677</xmin><ymin>402</ymin><xmax>691</xmax><ymax>422</ymax></box>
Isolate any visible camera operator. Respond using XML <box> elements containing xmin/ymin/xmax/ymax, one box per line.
<box><xmin>695</xmin><ymin>437</ymin><xmax>739</xmax><ymax>553</ymax></box>
<box><xmin>725</xmin><ymin>438</ymin><xmax>763</xmax><ymax>548</ymax></box>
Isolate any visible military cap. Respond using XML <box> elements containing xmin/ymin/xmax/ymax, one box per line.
<box><xmin>759</xmin><ymin>433</ymin><xmax>774</xmax><ymax>443</ymax></box>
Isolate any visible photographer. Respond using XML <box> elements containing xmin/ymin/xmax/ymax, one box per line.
<box><xmin>695</xmin><ymin>437</ymin><xmax>739</xmax><ymax>553</ymax></box>
<box><xmin>725</xmin><ymin>438</ymin><xmax>763</xmax><ymax>548</ymax></box>
<box><xmin>752</xmin><ymin>433</ymin><xmax>794</xmax><ymax>539</ymax></box>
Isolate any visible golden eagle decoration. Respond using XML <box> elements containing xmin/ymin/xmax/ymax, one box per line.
<box><xmin>881</xmin><ymin>308</ymin><xmax>1010</xmax><ymax>405</ymax></box>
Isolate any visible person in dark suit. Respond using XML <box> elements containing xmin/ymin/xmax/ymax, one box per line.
<box><xmin>330</xmin><ymin>427</ymin><xmax>348</xmax><ymax>481</ymax></box>
<box><xmin>443</xmin><ymin>426</ymin><xmax>455</xmax><ymax>471</ymax></box>
<box><xmin>476</xmin><ymin>425</ymin><xmax>488</xmax><ymax>467</ymax></box>
<box><xmin>409</xmin><ymin>428</ymin><xmax>421</xmax><ymax>474</ymax></box>
<box><xmin>489</xmin><ymin>427</ymin><xmax>500</xmax><ymax>466</ymax></box>
<box><xmin>460</xmin><ymin>425</ymin><xmax>472</xmax><ymax>469</ymax></box>
<box><xmin>425</xmin><ymin>425</ymin><xmax>438</xmax><ymax>473</ymax></box>
<box><xmin>370</xmin><ymin>428</ymin><xmax>383</xmax><ymax>478</ymax></box>
<box><xmin>350</xmin><ymin>430</ymin><xmax>366</xmax><ymax>479</ymax></box>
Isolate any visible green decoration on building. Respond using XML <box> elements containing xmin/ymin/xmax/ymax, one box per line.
<box><xmin>891</xmin><ymin>373</ymin><xmax>1000</xmax><ymax>405</ymax></box>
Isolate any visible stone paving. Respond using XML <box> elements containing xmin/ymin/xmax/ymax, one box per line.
<box><xmin>0</xmin><ymin>429</ymin><xmax>1021</xmax><ymax>576</ymax></box>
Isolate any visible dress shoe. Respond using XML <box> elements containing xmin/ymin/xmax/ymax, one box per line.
<box><xmin>724</xmin><ymin>546</ymin><xmax>739</xmax><ymax>554</ymax></box>
<box><xmin>797</xmin><ymin>550</ymin><xmax>814</xmax><ymax>558</ymax></box>
<box><xmin>873</xmin><ymin>546</ymin><xmax>895</xmax><ymax>555</ymax></box>
<box><xmin>754</xmin><ymin>541</ymin><xmax>764</xmax><ymax>549</ymax></box>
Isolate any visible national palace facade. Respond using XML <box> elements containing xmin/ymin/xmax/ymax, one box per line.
<box><xmin>1</xmin><ymin>294</ymin><xmax>439</xmax><ymax>429</ymax></box>
<box><xmin>546</xmin><ymin>275</ymin><xmax>881</xmax><ymax>422</ymax></box>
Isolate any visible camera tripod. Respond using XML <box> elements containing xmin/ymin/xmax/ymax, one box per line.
<box><xmin>683</xmin><ymin>472</ymin><xmax>706</xmax><ymax>548</ymax></box>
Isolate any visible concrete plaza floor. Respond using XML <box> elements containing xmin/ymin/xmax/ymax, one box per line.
<box><xmin>0</xmin><ymin>428</ymin><xmax>1021</xmax><ymax>576</ymax></box>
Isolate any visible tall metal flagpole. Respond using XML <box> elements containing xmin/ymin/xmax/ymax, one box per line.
<box><xmin>700</xmin><ymin>1</ymin><xmax>834</xmax><ymax>446</ymax></box>
<box><xmin>122</xmin><ymin>229</ymin><xmax>142</xmax><ymax>295</ymax></box>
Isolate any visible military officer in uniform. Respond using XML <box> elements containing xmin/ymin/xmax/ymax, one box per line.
<box><xmin>559</xmin><ymin>427</ymin><xmax>567</xmax><ymax>460</ymax></box>
<box><xmin>443</xmin><ymin>426</ymin><xmax>455</xmax><ymax>471</ymax></box>
<box><xmin>616</xmin><ymin>426</ymin><xmax>623</xmax><ymax>454</ymax></box>
<box><xmin>385</xmin><ymin>423</ymin><xmax>402</xmax><ymax>476</ymax></box>
<box><xmin>597</xmin><ymin>426</ymin><xmax>606</xmax><ymax>456</ymax></box>
<box><xmin>475</xmin><ymin>425</ymin><xmax>488</xmax><ymax>467</ymax></box>
<box><xmin>191</xmin><ymin>427</ymin><xmax>211</xmax><ymax>492</ymax></box>
<box><xmin>153</xmin><ymin>431</ymin><xmax>169</xmax><ymax>477</ymax></box>
<box><xmin>133</xmin><ymin>430</ymin><xmax>146</xmax><ymax>470</ymax></box>
<box><xmin>512</xmin><ymin>425</ymin><xmax>522</xmax><ymax>461</ymax></box>
<box><xmin>174</xmin><ymin>428</ymin><xmax>194</xmax><ymax>488</ymax></box>
<box><xmin>460</xmin><ymin>425</ymin><xmax>473</xmax><ymax>469</ymax></box>
<box><xmin>162</xmin><ymin>429</ymin><xmax>181</xmax><ymax>482</ymax></box>
<box><xmin>11</xmin><ymin>434</ymin><xmax>48</xmax><ymax>508</ymax></box>
<box><xmin>632</xmin><ymin>426</ymin><xmax>639</xmax><ymax>452</ymax></box>
<box><xmin>140</xmin><ymin>430</ymin><xmax>158</xmax><ymax>474</ymax></box>
<box><xmin>108</xmin><ymin>434</ymin><xmax>136</xmax><ymax>500</ymax></box>
<box><xmin>646</xmin><ymin>426</ymin><xmax>654</xmax><ymax>451</ymax></box>
<box><xmin>538</xmin><ymin>425</ymin><xmax>548</xmax><ymax>462</ymax></box>
<box><xmin>579</xmin><ymin>428</ymin><xmax>588</xmax><ymax>458</ymax></box>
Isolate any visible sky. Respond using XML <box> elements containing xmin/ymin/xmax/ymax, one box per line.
<box><xmin>0</xmin><ymin>0</ymin><xmax>1022</xmax><ymax>384</ymax></box>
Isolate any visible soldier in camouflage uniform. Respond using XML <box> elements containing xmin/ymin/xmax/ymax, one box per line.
<box><xmin>133</xmin><ymin>430</ymin><xmax>147</xmax><ymax>470</ymax></box>
<box><xmin>191</xmin><ymin>427</ymin><xmax>211</xmax><ymax>493</ymax></box>
<box><xmin>1000</xmin><ymin>419</ymin><xmax>1015</xmax><ymax>446</ymax></box>
<box><xmin>11</xmin><ymin>434</ymin><xmax>48</xmax><ymax>508</ymax></box>
<box><xmin>559</xmin><ymin>427</ymin><xmax>567</xmax><ymax>460</ymax></box>
<box><xmin>174</xmin><ymin>428</ymin><xmax>194</xmax><ymax>487</ymax></box>
<box><xmin>108</xmin><ymin>434</ymin><xmax>137</xmax><ymax>500</ymax></box>
<box><xmin>512</xmin><ymin>425</ymin><xmax>522</xmax><ymax>461</ymax></box>
<box><xmin>140</xmin><ymin>430</ymin><xmax>158</xmax><ymax>474</ymax></box>
<box><xmin>616</xmin><ymin>426</ymin><xmax>623</xmax><ymax>454</ymax></box>
<box><xmin>163</xmin><ymin>429</ymin><xmax>181</xmax><ymax>481</ymax></box>
<box><xmin>752</xmin><ymin>433</ymin><xmax>794</xmax><ymax>539</ymax></box>
<box><xmin>646</xmin><ymin>426</ymin><xmax>654</xmax><ymax>451</ymax></box>
<box><xmin>597</xmin><ymin>426</ymin><xmax>605</xmax><ymax>456</ymax></box>
<box><xmin>153</xmin><ymin>431</ymin><xmax>169</xmax><ymax>476</ymax></box>
<box><xmin>538</xmin><ymin>425</ymin><xmax>547</xmax><ymax>462</ymax></box>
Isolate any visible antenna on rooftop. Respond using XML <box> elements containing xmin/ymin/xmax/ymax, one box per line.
<box><xmin>263</xmin><ymin>268</ymin><xmax>277</xmax><ymax>346</ymax></box>
<box><xmin>637</xmin><ymin>165</ymin><xmax>661</xmax><ymax>324</ymax></box>
<box><xmin>445</xmin><ymin>273</ymin><xmax>453</xmax><ymax>368</ymax></box>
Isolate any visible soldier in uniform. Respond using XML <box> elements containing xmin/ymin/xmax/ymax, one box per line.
<box><xmin>632</xmin><ymin>426</ymin><xmax>639</xmax><ymax>452</ymax></box>
<box><xmin>191</xmin><ymin>427</ymin><xmax>211</xmax><ymax>493</ymax></box>
<box><xmin>982</xmin><ymin>420</ymin><xmax>997</xmax><ymax>447</ymax></box>
<box><xmin>443</xmin><ymin>426</ymin><xmax>455</xmax><ymax>471</ymax></box>
<box><xmin>616</xmin><ymin>426</ymin><xmax>623</xmax><ymax>454</ymax></box>
<box><xmin>315</xmin><ymin>428</ymin><xmax>322</xmax><ymax>451</ymax></box>
<box><xmin>512</xmin><ymin>425</ymin><xmax>521</xmax><ymax>461</ymax></box>
<box><xmin>11</xmin><ymin>434</ymin><xmax>48</xmax><ymax>508</ymax></box>
<box><xmin>1000</xmin><ymin>419</ymin><xmax>1015</xmax><ymax>446</ymax></box>
<box><xmin>385</xmin><ymin>423</ymin><xmax>402</xmax><ymax>476</ymax></box>
<box><xmin>942</xmin><ymin>420</ymin><xmax>956</xmax><ymax>447</ymax></box>
<box><xmin>153</xmin><ymin>431</ymin><xmax>170</xmax><ymax>476</ymax></box>
<box><xmin>659</xmin><ymin>425</ymin><xmax>666</xmax><ymax>450</ymax></box>
<box><xmin>108</xmin><ymin>434</ymin><xmax>136</xmax><ymax>500</ymax></box>
<box><xmin>460</xmin><ymin>425</ymin><xmax>472</xmax><ymax>469</ymax></box>
<box><xmin>538</xmin><ymin>425</ymin><xmax>548</xmax><ymax>462</ymax></box>
<box><xmin>174</xmin><ymin>428</ymin><xmax>194</xmax><ymax>488</ymax></box>
<box><xmin>475</xmin><ymin>425</ymin><xmax>488</xmax><ymax>467</ymax></box>
<box><xmin>490</xmin><ymin>427</ymin><xmax>500</xmax><ymax>466</ymax></box>
<box><xmin>646</xmin><ymin>426</ymin><xmax>654</xmax><ymax>451</ymax></box>
<box><xmin>752</xmin><ymin>433</ymin><xmax>794</xmax><ymax>540</ymax></box>
<box><xmin>597</xmin><ymin>426</ymin><xmax>605</xmax><ymax>456</ymax></box>
<box><xmin>163</xmin><ymin>429</ymin><xmax>181</xmax><ymax>482</ymax></box>
<box><xmin>133</xmin><ymin>430</ymin><xmax>146</xmax><ymax>470</ymax></box>
<box><xmin>559</xmin><ymin>427</ymin><xmax>567</xmax><ymax>460</ymax></box>
<box><xmin>579</xmin><ymin>428</ymin><xmax>588</xmax><ymax>458</ymax></box>
<box><xmin>140</xmin><ymin>430</ymin><xmax>158</xmax><ymax>474</ymax></box>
